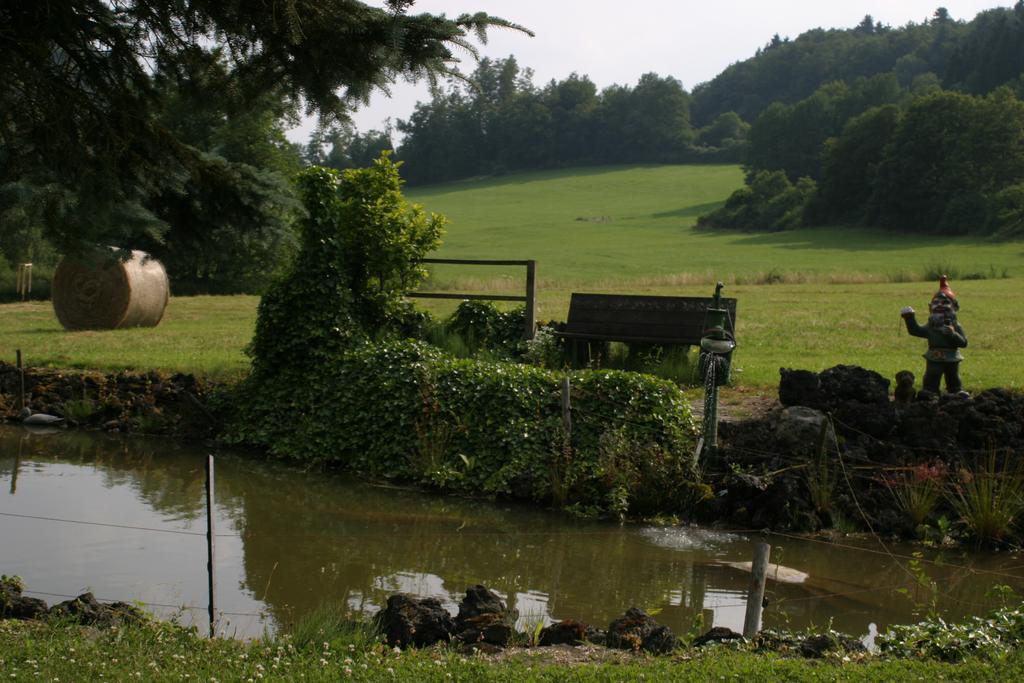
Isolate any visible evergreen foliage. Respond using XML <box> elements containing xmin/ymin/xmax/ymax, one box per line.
<box><xmin>0</xmin><ymin>0</ymin><xmax>526</xmax><ymax>287</ymax></box>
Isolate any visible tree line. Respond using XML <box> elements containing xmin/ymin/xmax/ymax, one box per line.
<box><xmin>310</xmin><ymin>57</ymin><xmax>748</xmax><ymax>185</ymax></box>
<box><xmin>698</xmin><ymin>4</ymin><xmax>1024</xmax><ymax>237</ymax></box>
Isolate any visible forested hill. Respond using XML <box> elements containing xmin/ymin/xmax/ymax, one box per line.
<box><xmin>313</xmin><ymin>4</ymin><xmax>1024</xmax><ymax>188</ymax></box>
<box><xmin>690</xmin><ymin>5</ymin><xmax>1024</xmax><ymax>126</ymax></box>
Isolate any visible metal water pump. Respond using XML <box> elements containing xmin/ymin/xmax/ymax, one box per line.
<box><xmin>698</xmin><ymin>282</ymin><xmax>736</xmax><ymax>460</ymax></box>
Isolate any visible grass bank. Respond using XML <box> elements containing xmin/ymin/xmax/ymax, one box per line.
<box><xmin>3</xmin><ymin>617</ymin><xmax>1024</xmax><ymax>682</ymax></box>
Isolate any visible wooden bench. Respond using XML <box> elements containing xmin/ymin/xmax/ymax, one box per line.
<box><xmin>554</xmin><ymin>292</ymin><xmax>737</xmax><ymax>364</ymax></box>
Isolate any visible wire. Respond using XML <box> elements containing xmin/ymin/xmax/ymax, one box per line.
<box><xmin>0</xmin><ymin>511</ymin><xmax>236</xmax><ymax>538</ymax></box>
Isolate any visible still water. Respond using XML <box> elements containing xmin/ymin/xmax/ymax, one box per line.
<box><xmin>2</xmin><ymin>425</ymin><xmax>1023</xmax><ymax>639</ymax></box>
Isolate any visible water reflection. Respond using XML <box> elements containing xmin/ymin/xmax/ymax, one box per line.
<box><xmin>2</xmin><ymin>425</ymin><xmax>1023</xmax><ymax>640</ymax></box>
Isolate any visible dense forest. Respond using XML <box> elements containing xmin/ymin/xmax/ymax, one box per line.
<box><xmin>695</xmin><ymin>4</ymin><xmax>1024</xmax><ymax>237</ymax></box>
<box><xmin>4</xmin><ymin>3</ymin><xmax>1024</xmax><ymax>296</ymax></box>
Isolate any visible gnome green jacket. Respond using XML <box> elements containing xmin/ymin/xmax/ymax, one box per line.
<box><xmin>902</xmin><ymin>314</ymin><xmax>968</xmax><ymax>362</ymax></box>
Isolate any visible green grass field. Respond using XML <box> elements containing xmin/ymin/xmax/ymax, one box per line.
<box><xmin>3</xmin><ymin>164</ymin><xmax>1023</xmax><ymax>390</ymax></box>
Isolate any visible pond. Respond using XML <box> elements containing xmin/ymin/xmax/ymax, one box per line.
<box><xmin>2</xmin><ymin>425</ymin><xmax>1023</xmax><ymax>640</ymax></box>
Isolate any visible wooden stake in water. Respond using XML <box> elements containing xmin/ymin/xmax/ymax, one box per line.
<box><xmin>742</xmin><ymin>542</ymin><xmax>771</xmax><ymax>638</ymax></box>
<box><xmin>205</xmin><ymin>454</ymin><xmax>217</xmax><ymax>638</ymax></box>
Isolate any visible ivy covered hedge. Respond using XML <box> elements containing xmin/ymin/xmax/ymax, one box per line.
<box><xmin>231</xmin><ymin>157</ymin><xmax>700</xmax><ymax>517</ymax></box>
<box><xmin>230</xmin><ymin>340</ymin><xmax>699</xmax><ymax>517</ymax></box>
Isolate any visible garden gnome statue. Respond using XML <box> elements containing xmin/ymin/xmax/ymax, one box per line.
<box><xmin>900</xmin><ymin>275</ymin><xmax>968</xmax><ymax>398</ymax></box>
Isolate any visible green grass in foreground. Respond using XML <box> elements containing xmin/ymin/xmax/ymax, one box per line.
<box><xmin>2</xmin><ymin>618</ymin><xmax>1023</xmax><ymax>682</ymax></box>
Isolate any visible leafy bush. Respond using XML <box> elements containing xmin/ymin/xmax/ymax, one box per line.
<box><xmin>879</xmin><ymin>605</ymin><xmax>1024</xmax><ymax>662</ymax></box>
<box><xmin>247</xmin><ymin>156</ymin><xmax>444</xmax><ymax>376</ymax></box>
<box><xmin>445</xmin><ymin>300</ymin><xmax>525</xmax><ymax>356</ymax></box>
<box><xmin>230</xmin><ymin>339</ymin><xmax>699</xmax><ymax>517</ymax></box>
<box><xmin>696</xmin><ymin>170</ymin><xmax>815</xmax><ymax>232</ymax></box>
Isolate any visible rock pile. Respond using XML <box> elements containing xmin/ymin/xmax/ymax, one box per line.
<box><xmin>1</xmin><ymin>578</ymin><xmax>143</xmax><ymax>627</ymax></box>
<box><xmin>706</xmin><ymin>364</ymin><xmax>1024</xmax><ymax>532</ymax></box>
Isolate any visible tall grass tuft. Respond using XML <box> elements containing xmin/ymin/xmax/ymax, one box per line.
<box><xmin>884</xmin><ymin>462</ymin><xmax>947</xmax><ymax>528</ymax></box>
<box><xmin>803</xmin><ymin>420</ymin><xmax>838</xmax><ymax>521</ymax></box>
<box><xmin>289</xmin><ymin>603</ymin><xmax>380</xmax><ymax>651</ymax></box>
<box><xmin>947</xmin><ymin>449</ymin><xmax>1024</xmax><ymax>546</ymax></box>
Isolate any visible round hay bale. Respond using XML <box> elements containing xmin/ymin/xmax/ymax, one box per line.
<box><xmin>52</xmin><ymin>249</ymin><xmax>169</xmax><ymax>330</ymax></box>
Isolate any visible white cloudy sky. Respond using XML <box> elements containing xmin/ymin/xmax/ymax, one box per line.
<box><xmin>287</xmin><ymin>0</ymin><xmax>1010</xmax><ymax>142</ymax></box>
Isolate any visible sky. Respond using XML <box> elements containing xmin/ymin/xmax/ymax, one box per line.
<box><xmin>287</xmin><ymin>0</ymin><xmax>1012</xmax><ymax>143</ymax></box>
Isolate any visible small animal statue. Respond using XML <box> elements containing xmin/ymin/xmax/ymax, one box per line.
<box><xmin>893</xmin><ymin>370</ymin><xmax>916</xmax><ymax>404</ymax></box>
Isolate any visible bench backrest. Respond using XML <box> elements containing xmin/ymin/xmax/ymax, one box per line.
<box><xmin>564</xmin><ymin>292</ymin><xmax>737</xmax><ymax>344</ymax></box>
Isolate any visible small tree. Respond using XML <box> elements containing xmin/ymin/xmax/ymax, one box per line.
<box><xmin>335</xmin><ymin>153</ymin><xmax>446</xmax><ymax>332</ymax></box>
<box><xmin>248</xmin><ymin>154</ymin><xmax>444</xmax><ymax>376</ymax></box>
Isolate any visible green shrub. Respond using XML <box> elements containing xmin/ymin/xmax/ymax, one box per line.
<box><xmin>695</xmin><ymin>170</ymin><xmax>815</xmax><ymax>232</ymax></box>
<box><xmin>230</xmin><ymin>339</ymin><xmax>698</xmax><ymax>517</ymax></box>
<box><xmin>445</xmin><ymin>300</ymin><xmax>525</xmax><ymax>356</ymax></box>
<box><xmin>247</xmin><ymin>156</ymin><xmax>444</xmax><ymax>377</ymax></box>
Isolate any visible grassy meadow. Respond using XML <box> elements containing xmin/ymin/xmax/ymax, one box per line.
<box><xmin>2</xmin><ymin>164</ymin><xmax>1023</xmax><ymax>390</ymax></box>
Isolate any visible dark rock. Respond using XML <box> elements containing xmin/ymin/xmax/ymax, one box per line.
<box><xmin>49</xmin><ymin>592</ymin><xmax>143</xmax><ymax>627</ymax></box>
<box><xmin>376</xmin><ymin>594</ymin><xmax>455</xmax><ymax>648</ymax></box>
<box><xmin>606</xmin><ymin>607</ymin><xmax>677</xmax><ymax>655</ymax></box>
<box><xmin>799</xmin><ymin>632</ymin><xmax>866</xmax><ymax>658</ymax></box>
<box><xmin>457</xmin><ymin>584</ymin><xmax>511</xmax><ymax>621</ymax></box>
<box><xmin>773</xmin><ymin>406</ymin><xmax>833</xmax><ymax>457</ymax></box>
<box><xmin>832</xmin><ymin>400</ymin><xmax>895</xmax><ymax>439</ymax></box>
<box><xmin>0</xmin><ymin>580</ymin><xmax>48</xmax><ymax>620</ymax></box>
<box><xmin>898</xmin><ymin>402</ymin><xmax>960</xmax><ymax>452</ymax></box>
<box><xmin>779</xmin><ymin>368</ymin><xmax>822</xmax><ymax>408</ymax></box>
<box><xmin>693</xmin><ymin>626</ymin><xmax>742</xmax><ymax>647</ymax></box>
<box><xmin>818</xmin><ymin>365</ymin><xmax>890</xmax><ymax>406</ymax></box>
<box><xmin>539</xmin><ymin>619</ymin><xmax>605</xmax><ymax>646</ymax></box>
<box><xmin>453</xmin><ymin>585</ymin><xmax>517</xmax><ymax>647</ymax></box>
<box><xmin>454</xmin><ymin>613</ymin><xmax>514</xmax><ymax>646</ymax></box>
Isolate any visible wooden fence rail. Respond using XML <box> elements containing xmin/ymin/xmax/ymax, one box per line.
<box><xmin>408</xmin><ymin>258</ymin><xmax>536</xmax><ymax>339</ymax></box>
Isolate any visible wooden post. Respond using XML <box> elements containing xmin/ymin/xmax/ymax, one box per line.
<box><xmin>742</xmin><ymin>542</ymin><xmax>771</xmax><ymax>638</ymax></box>
<box><xmin>16</xmin><ymin>349</ymin><xmax>25</xmax><ymax>412</ymax></box>
<box><xmin>205</xmin><ymin>454</ymin><xmax>217</xmax><ymax>638</ymax></box>
<box><xmin>16</xmin><ymin>264</ymin><xmax>32</xmax><ymax>300</ymax></box>
<box><xmin>524</xmin><ymin>260</ymin><xmax>537</xmax><ymax>340</ymax></box>
<box><xmin>560</xmin><ymin>376</ymin><xmax>572</xmax><ymax>438</ymax></box>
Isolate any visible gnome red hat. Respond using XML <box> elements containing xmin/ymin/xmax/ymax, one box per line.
<box><xmin>931</xmin><ymin>274</ymin><xmax>959</xmax><ymax>312</ymax></box>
